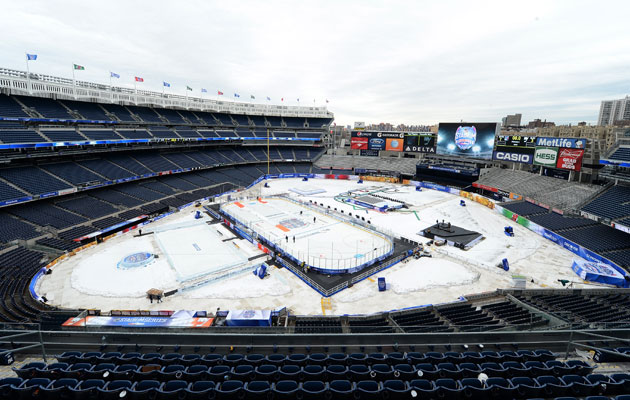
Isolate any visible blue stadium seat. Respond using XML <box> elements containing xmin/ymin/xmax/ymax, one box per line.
<box><xmin>287</xmin><ymin>353</ymin><xmax>308</xmax><ymax>366</ymax></box>
<box><xmin>274</xmin><ymin>380</ymin><xmax>299</xmax><ymax>399</ymax></box>
<box><xmin>12</xmin><ymin>361</ymin><xmax>46</xmax><ymax>379</ymax></box>
<box><xmin>481</xmin><ymin>362</ymin><xmax>508</xmax><ymax>377</ymax></box>
<box><xmin>157</xmin><ymin>380</ymin><xmax>188</xmax><ymax>400</ymax></box>
<box><xmin>56</xmin><ymin>351</ymin><xmax>82</xmax><ymax>364</ymax></box>
<box><xmin>109</xmin><ymin>364</ymin><xmax>138</xmax><ymax>380</ymax></box>
<box><xmin>536</xmin><ymin>375</ymin><xmax>568</xmax><ymax>398</ymax></box>
<box><xmin>223</xmin><ymin>353</ymin><xmax>244</xmax><ymax>367</ymax></box>
<box><xmin>434</xmin><ymin>378</ymin><xmax>460</xmax><ymax>400</ymax></box>
<box><xmin>156</xmin><ymin>364</ymin><xmax>186</xmax><ymax>382</ymax></box>
<box><xmin>392</xmin><ymin>363</ymin><xmax>416</xmax><ymax>380</ymax></box>
<box><xmin>437</xmin><ymin>362</ymin><xmax>461</xmax><ymax>379</ymax></box>
<box><xmin>244</xmin><ymin>354</ymin><xmax>265</xmax><ymax>366</ymax></box>
<box><xmin>130</xmin><ymin>379</ymin><xmax>161</xmax><ymax>399</ymax></box>
<box><xmin>609</xmin><ymin>373</ymin><xmax>630</xmax><ymax>395</ymax></box>
<box><xmin>201</xmin><ymin>353</ymin><xmax>223</xmax><ymax>366</ymax></box>
<box><xmin>511</xmin><ymin>376</ymin><xmax>542</xmax><ymax>398</ymax></box>
<box><xmin>301</xmin><ymin>381</ymin><xmax>328</xmax><ymax>400</ymax></box>
<box><xmin>460</xmin><ymin>377</ymin><xmax>489</xmax><ymax>400</ymax></box>
<box><xmin>135</xmin><ymin>364</ymin><xmax>162</xmax><ymax>380</ymax></box>
<box><xmin>279</xmin><ymin>364</ymin><xmax>301</xmax><ymax>381</ymax></box>
<box><xmin>14</xmin><ymin>378</ymin><xmax>51</xmax><ymax>398</ymax></box>
<box><xmin>409</xmin><ymin>379</ymin><xmax>436</xmax><ymax>397</ymax></box>
<box><xmin>215</xmin><ymin>380</ymin><xmax>244</xmax><ymax>400</ymax></box>
<box><xmin>120</xmin><ymin>352</ymin><xmax>141</xmax><ymax>364</ymax></box>
<box><xmin>349</xmin><ymin>353</ymin><xmax>368</xmax><ymax>364</ymax></box>
<box><xmin>416</xmin><ymin>363</ymin><xmax>439</xmax><ymax>380</ymax></box>
<box><xmin>348</xmin><ymin>364</ymin><xmax>370</xmax><ymax>381</ymax></box>
<box><xmin>265</xmin><ymin>354</ymin><xmax>285</xmax><ymax>365</ymax></box>
<box><xmin>255</xmin><ymin>364</ymin><xmax>278</xmax><ymax>381</ymax></box>
<box><xmin>40</xmin><ymin>378</ymin><xmax>78</xmax><ymax>398</ymax></box>
<box><xmin>208</xmin><ymin>365</ymin><xmax>232</xmax><ymax>382</ymax></box>
<box><xmin>179</xmin><ymin>354</ymin><xmax>201</xmax><ymax>367</ymax></box>
<box><xmin>485</xmin><ymin>377</ymin><xmax>516</xmax><ymax>398</ymax></box>
<box><xmin>232</xmin><ymin>364</ymin><xmax>255</xmax><ymax>381</ymax></box>
<box><xmin>326</xmin><ymin>364</ymin><xmax>348</xmax><ymax>380</ymax></box>
<box><xmin>0</xmin><ymin>377</ymin><xmax>23</xmax><ymax>400</ymax></box>
<box><xmin>184</xmin><ymin>381</ymin><xmax>215</xmax><ymax>400</ymax></box>
<box><xmin>329</xmin><ymin>380</ymin><xmax>354</xmax><ymax>400</ymax></box>
<box><xmin>79</xmin><ymin>352</ymin><xmax>102</xmax><ymax>364</ymax></box>
<box><xmin>181</xmin><ymin>365</ymin><xmax>208</xmax><ymax>382</ymax></box>
<box><xmin>355</xmin><ymin>380</ymin><xmax>381</xmax><ymax>400</ymax></box>
<box><xmin>565</xmin><ymin>360</ymin><xmax>595</xmax><ymax>376</ymax></box>
<box><xmin>83</xmin><ymin>363</ymin><xmax>115</xmax><ymax>380</ymax></box>
<box><xmin>69</xmin><ymin>378</ymin><xmax>106</xmax><ymax>400</ymax></box>
<box><xmin>302</xmin><ymin>365</ymin><xmax>325</xmax><ymax>381</ymax></box>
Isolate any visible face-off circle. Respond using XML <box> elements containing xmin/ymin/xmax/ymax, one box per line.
<box><xmin>117</xmin><ymin>252</ymin><xmax>155</xmax><ymax>269</ymax></box>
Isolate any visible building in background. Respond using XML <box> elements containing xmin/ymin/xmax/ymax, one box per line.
<box><xmin>527</xmin><ymin>119</ymin><xmax>555</xmax><ymax>129</ymax></box>
<box><xmin>598</xmin><ymin>96</ymin><xmax>630</xmax><ymax>126</ymax></box>
<box><xmin>501</xmin><ymin>113</ymin><xmax>522</xmax><ymax>127</ymax></box>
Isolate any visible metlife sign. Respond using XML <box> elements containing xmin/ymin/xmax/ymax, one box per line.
<box><xmin>533</xmin><ymin>146</ymin><xmax>559</xmax><ymax>166</ymax></box>
<box><xmin>535</xmin><ymin>137</ymin><xmax>586</xmax><ymax>149</ymax></box>
<box><xmin>492</xmin><ymin>151</ymin><xmax>533</xmax><ymax>164</ymax></box>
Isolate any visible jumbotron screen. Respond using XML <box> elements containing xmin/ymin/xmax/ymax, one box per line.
<box><xmin>437</xmin><ymin>122</ymin><xmax>498</xmax><ymax>159</ymax></box>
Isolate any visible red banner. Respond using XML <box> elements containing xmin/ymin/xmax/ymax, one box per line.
<box><xmin>350</xmin><ymin>137</ymin><xmax>368</xmax><ymax>150</ymax></box>
<box><xmin>472</xmin><ymin>182</ymin><xmax>498</xmax><ymax>193</ymax></box>
<box><xmin>556</xmin><ymin>148</ymin><xmax>584</xmax><ymax>171</ymax></box>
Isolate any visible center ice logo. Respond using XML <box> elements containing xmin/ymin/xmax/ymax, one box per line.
<box><xmin>455</xmin><ymin>126</ymin><xmax>477</xmax><ymax>150</ymax></box>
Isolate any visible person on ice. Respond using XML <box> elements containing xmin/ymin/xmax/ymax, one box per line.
<box><xmin>285</xmin><ymin>235</ymin><xmax>288</xmax><ymax>242</ymax></box>
<box><xmin>313</xmin><ymin>216</ymin><xmax>316</xmax><ymax>223</ymax></box>
<box><xmin>293</xmin><ymin>236</ymin><xmax>295</xmax><ymax>243</ymax></box>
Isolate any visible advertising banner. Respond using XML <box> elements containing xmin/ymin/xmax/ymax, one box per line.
<box><xmin>368</xmin><ymin>137</ymin><xmax>386</xmax><ymax>150</ymax></box>
<box><xmin>493</xmin><ymin>150</ymin><xmax>533</xmax><ymax>164</ymax></box>
<box><xmin>535</xmin><ymin>137</ymin><xmax>587</xmax><ymax>149</ymax></box>
<box><xmin>385</xmin><ymin>137</ymin><xmax>404</xmax><ymax>151</ymax></box>
<box><xmin>533</xmin><ymin>146</ymin><xmax>559</xmax><ymax>166</ymax></box>
<box><xmin>350</xmin><ymin>136</ymin><xmax>368</xmax><ymax>150</ymax></box>
<box><xmin>556</xmin><ymin>148</ymin><xmax>584</xmax><ymax>171</ymax></box>
<box><xmin>403</xmin><ymin>133</ymin><xmax>437</xmax><ymax>153</ymax></box>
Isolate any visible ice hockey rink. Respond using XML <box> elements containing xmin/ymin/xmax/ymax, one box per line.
<box><xmin>221</xmin><ymin>197</ymin><xmax>393</xmax><ymax>272</ymax></box>
<box><xmin>38</xmin><ymin>177</ymin><xmax>589</xmax><ymax>315</ymax></box>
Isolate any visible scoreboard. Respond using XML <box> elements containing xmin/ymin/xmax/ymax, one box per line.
<box><xmin>495</xmin><ymin>135</ymin><xmax>537</xmax><ymax>148</ymax></box>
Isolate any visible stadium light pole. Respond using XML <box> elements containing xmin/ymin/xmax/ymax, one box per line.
<box><xmin>267</xmin><ymin>128</ymin><xmax>270</xmax><ymax>175</ymax></box>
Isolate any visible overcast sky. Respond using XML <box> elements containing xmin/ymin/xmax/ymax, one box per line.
<box><xmin>1</xmin><ymin>0</ymin><xmax>629</xmax><ymax>126</ymax></box>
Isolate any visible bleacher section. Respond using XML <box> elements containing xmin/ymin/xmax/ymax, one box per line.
<box><xmin>608</xmin><ymin>146</ymin><xmax>630</xmax><ymax>162</ymax></box>
<box><xmin>477</xmin><ymin>169</ymin><xmax>603</xmax><ymax>210</ymax></box>
<box><xmin>315</xmin><ymin>154</ymin><xmax>417</xmax><ymax>175</ymax></box>
<box><xmin>582</xmin><ymin>185</ymin><xmax>630</xmax><ymax>221</ymax></box>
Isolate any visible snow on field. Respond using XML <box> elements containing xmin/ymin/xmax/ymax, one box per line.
<box><xmin>38</xmin><ymin>178</ymin><xmax>585</xmax><ymax>315</ymax></box>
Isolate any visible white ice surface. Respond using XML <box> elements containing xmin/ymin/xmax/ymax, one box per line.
<box><xmin>38</xmin><ymin>179</ymin><xmax>588</xmax><ymax>315</ymax></box>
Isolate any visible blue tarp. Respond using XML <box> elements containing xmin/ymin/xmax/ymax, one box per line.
<box><xmin>572</xmin><ymin>259</ymin><xmax>628</xmax><ymax>287</ymax></box>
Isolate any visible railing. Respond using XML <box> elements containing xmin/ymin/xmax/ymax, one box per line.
<box><xmin>0</xmin><ymin>322</ymin><xmax>47</xmax><ymax>362</ymax></box>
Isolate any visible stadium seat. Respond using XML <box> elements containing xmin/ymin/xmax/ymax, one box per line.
<box><xmin>286</xmin><ymin>353</ymin><xmax>308</xmax><ymax>366</ymax></box>
<box><xmin>460</xmin><ymin>377</ymin><xmax>489</xmax><ymax>400</ymax></box>
<box><xmin>329</xmin><ymin>380</ymin><xmax>354</xmax><ymax>400</ymax></box>
<box><xmin>208</xmin><ymin>365</ymin><xmax>232</xmax><ymax>381</ymax></box>
<box><xmin>273</xmin><ymin>380</ymin><xmax>299</xmax><ymax>399</ymax></box>
<box><xmin>434</xmin><ymin>378</ymin><xmax>460</xmax><ymax>400</ymax></box>
<box><xmin>348</xmin><ymin>364</ymin><xmax>370</xmax><ymax>381</ymax></box>
<box><xmin>156</xmin><ymin>364</ymin><xmax>186</xmax><ymax>381</ymax></box>
<box><xmin>244</xmin><ymin>354</ymin><xmax>265</xmax><ymax>366</ymax></box>
<box><xmin>129</xmin><ymin>379</ymin><xmax>161</xmax><ymax>399</ymax></box>
<box><xmin>609</xmin><ymin>373</ymin><xmax>630</xmax><ymax>395</ymax></box>
<box><xmin>12</xmin><ymin>362</ymin><xmax>47</xmax><ymax>379</ymax></box>
<box><xmin>485</xmin><ymin>377</ymin><xmax>516</xmax><ymax>398</ymax></box>
<box><xmin>265</xmin><ymin>353</ymin><xmax>285</xmax><ymax>365</ymax></box>
<box><xmin>41</xmin><ymin>362</ymin><xmax>69</xmax><ymax>379</ymax></box>
<box><xmin>301</xmin><ymin>380</ymin><xmax>327</xmax><ymax>400</ymax></box>
<box><xmin>157</xmin><ymin>380</ymin><xmax>188</xmax><ymax>400</ymax></box>
<box><xmin>437</xmin><ymin>362</ymin><xmax>462</xmax><ymax>379</ymax></box>
<box><xmin>40</xmin><ymin>378</ymin><xmax>79</xmax><ymax>399</ymax></box>
<box><xmin>561</xmin><ymin>374</ymin><xmax>595</xmax><ymax>397</ymax></box>
<box><xmin>355</xmin><ymin>380</ymin><xmax>381</xmax><ymax>399</ymax></box>
<box><xmin>511</xmin><ymin>376</ymin><xmax>542</xmax><ymax>398</ymax></box>
<box><xmin>108</xmin><ymin>364</ymin><xmax>138</xmax><ymax>380</ymax></box>
<box><xmin>57</xmin><ymin>351</ymin><xmax>82</xmax><ymax>364</ymax></box>
<box><xmin>458</xmin><ymin>362</ymin><xmax>482</xmax><ymax>378</ymax></box>
<box><xmin>326</xmin><ymin>364</ymin><xmax>348</xmax><ymax>380</ymax></box>
<box><xmin>184</xmin><ymin>381</ymin><xmax>215</xmax><ymax>400</ymax></box>
<box><xmin>232</xmin><ymin>364</ymin><xmax>256</xmax><ymax>381</ymax></box>
<box><xmin>255</xmin><ymin>364</ymin><xmax>278</xmax><ymax>381</ymax></box>
<box><xmin>279</xmin><ymin>364</ymin><xmax>302</xmax><ymax>381</ymax></box>
<box><xmin>307</xmin><ymin>353</ymin><xmax>328</xmax><ymax>366</ymax></box>
<box><xmin>416</xmin><ymin>363</ymin><xmax>440</xmax><ymax>380</ymax></box>
<box><xmin>83</xmin><ymin>363</ymin><xmax>115</xmax><ymax>380</ymax></box>
<box><xmin>135</xmin><ymin>364</ymin><xmax>162</xmax><ymax>380</ymax></box>
<box><xmin>536</xmin><ymin>375</ymin><xmax>568</xmax><ymax>398</ymax></box>
<box><xmin>120</xmin><ymin>353</ymin><xmax>142</xmax><ymax>365</ymax></box>
<box><xmin>216</xmin><ymin>380</ymin><xmax>244</xmax><ymax>400</ymax></box>
<box><xmin>201</xmin><ymin>354</ymin><xmax>223</xmax><ymax>366</ymax></box>
<box><xmin>0</xmin><ymin>377</ymin><xmax>22</xmax><ymax>400</ymax></box>
<box><xmin>14</xmin><ymin>378</ymin><xmax>51</xmax><ymax>399</ymax></box>
<box><xmin>565</xmin><ymin>360</ymin><xmax>595</xmax><ymax>376</ymax></box>
<box><xmin>392</xmin><ymin>363</ymin><xmax>416</xmax><ymax>380</ymax></box>
<box><xmin>224</xmin><ymin>353</ymin><xmax>244</xmax><ymax>367</ymax></box>
<box><xmin>69</xmin><ymin>378</ymin><xmax>106</xmax><ymax>400</ymax></box>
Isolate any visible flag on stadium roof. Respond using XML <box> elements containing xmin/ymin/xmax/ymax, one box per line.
<box><xmin>110</xmin><ymin>72</ymin><xmax>120</xmax><ymax>78</ymax></box>
<box><xmin>250</xmin><ymin>95</ymin><xmax>255</xmax><ymax>99</ymax></box>
<box><xmin>26</xmin><ymin>54</ymin><xmax>37</xmax><ymax>61</ymax></box>
<box><xmin>266</xmin><ymin>96</ymin><xmax>270</xmax><ymax>101</ymax></box>
<box><xmin>234</xmin><ymin>93</ymin><xmax>240</xmax><ymax>98</ymax></box>
<box><xmin>201</xmin><ymin>88</ymin><xmax>207</xmax><ymax>93</ymax></box>
<box><xmin>186</xmin><ymin>86</ymin><xmax>192</xmax><ymax>91</ymax></box>
<box><xmin>135</xmin><ymin>77</ymin><xmax>144</xmax><ymax>82</ymax></box>
<box><xmin>163</xmin><ymin>81</ymin><xmax>170</xmax><ymax>87</ymax></box>
<box><xmin>73</xmin><ymin>64</ymin><xmax>85</xmax><ymax>70</ymax></box>
<box><xmin>217</xmin><ymin>90</ymin><xmax>223</xmax><ymax>95</ymax></box>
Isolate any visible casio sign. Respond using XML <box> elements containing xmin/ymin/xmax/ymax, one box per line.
<box><xmin>494</xmin><ymin>152</ymin><xmax>531</xmax><ymax>163</ymax></box>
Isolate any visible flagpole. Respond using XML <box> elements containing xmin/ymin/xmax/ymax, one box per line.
<box><xmin>267</xmin><ymin>128</ymin><xmax>270</xmax><ymax>175</ymax></box>
<box><xmin>72</xmin><ymin>64</ymin><xmax>76</xmax><ymax>99</ymax></box>
<box><xmin>25</xmin><ymin>55</ymin><xmax>31</xmax><ymax>94</ymax></box>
